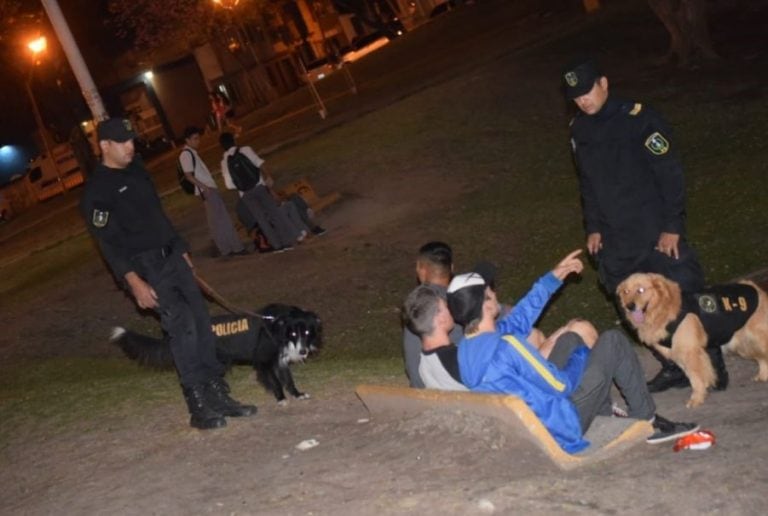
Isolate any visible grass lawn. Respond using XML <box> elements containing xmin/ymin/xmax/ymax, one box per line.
<box><xmin>1</xmin><ymin>0</ymin><xmax>767</xmax><ymax>443</ymax></box>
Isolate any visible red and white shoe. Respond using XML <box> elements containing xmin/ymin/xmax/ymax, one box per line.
<box><xmin>673</xmin><ymin>429</ymin><xmax>716</xmax><ymax>451</ymax></box>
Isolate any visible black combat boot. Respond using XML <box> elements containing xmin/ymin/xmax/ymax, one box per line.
<box><xmin>205</xmin><ymin>377</ymin><xmax>258</xmax><ymax>417</ymax></box>
<box><xmin>706</xmin><ymin>346</ymin><xmax>729</xmax><ymax>391</ymax></box>
<box><xmin>183</xmin><ymin>384</ymin><xmax>227</xmax><ymax>430</ymax></box>
<box><xmin>647</xmin><ymin>358</ymin><xmax>690</xmax><ymax>393</ymax></box>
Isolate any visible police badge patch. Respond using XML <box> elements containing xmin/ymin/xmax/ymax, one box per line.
<box><xmin>697</xmin><ymin>294</ymin><xmax>718</xmax><ymax>314</ymax></box>
<box><xmin>644</xmin><ymin>131</ymin><xmax>670</xmax><ymax>155</ymax></box>
<box><xmin>92</xmin><ymin>209</ymin><xmax>109</xmax><ymax>228</ymax></box>
<box><xmin>564</xmin><ymin>71</ymin><xmax>578</xmax><ymax>87</ymax></box>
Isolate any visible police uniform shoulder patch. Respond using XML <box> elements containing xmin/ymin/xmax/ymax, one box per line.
<box><xmin>644</xmin><ymin>131</ymin><xmax>670</xmax><ymax>155</ymax></box>
<box><xmin>629</xmin><ymin>103</ymin><xmax>643</xmax><ymax>116</ymax></box>
<box><xmin>92</xmin><ymin>208</ymin><xmax>110</xmax><ymax>228</ymax></box>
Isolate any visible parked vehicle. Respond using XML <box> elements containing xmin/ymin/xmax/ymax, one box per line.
<box><xmin>25</xmin><ymin>143</ymin><xmax>84</xmax><ymax>202</ymax></box>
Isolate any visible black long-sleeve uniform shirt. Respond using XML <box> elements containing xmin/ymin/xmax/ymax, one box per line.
<box><xmin>79</xmin><ymin>158</ymin><xmax>188</xmax><ymax>281</ymax></box>
<box><xmin>570</xmin><ymin>96</ymin><xmax>688</xmax><ymax>264</ymax></box>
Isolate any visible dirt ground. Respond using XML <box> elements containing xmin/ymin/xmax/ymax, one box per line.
<box><xmin>3</xmin><ymin>2</ymin><xmax>768</xmax><ymax>515</ymax></box>
<box><xmin>3</xmin><ymin>351</ymin><xmax>768</xmax><ymax>515</ymax></box>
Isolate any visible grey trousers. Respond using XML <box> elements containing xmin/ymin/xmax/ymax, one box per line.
<box><xmin>281</xmin><ymin>201</ymin><xmax>311</xmax><ymax>234</ymax></box>
<box><xmin>241</xmin><ymin>185</ymin><xmax>302</xmax><ymax>248</ymax></box>
<box><xmin>203</xmin><ymin>188</ymin><xmax>245</xmax><ymax>255</ymax></box>
<box><xmin>548</xmin><ymin>329</ymin><xmax>656</xmax><ymax>433</ymax></box>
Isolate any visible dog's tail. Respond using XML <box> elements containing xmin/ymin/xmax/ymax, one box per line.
<box><xmin>110</xmin><ymin>327</ymin><xmax>175</xmax><ymax>369</ymax></box>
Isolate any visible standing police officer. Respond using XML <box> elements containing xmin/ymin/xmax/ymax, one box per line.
<box><xmin>563</xmin><ymin>59</ymin><xmax>728</xmax><ymax>393</ymax></box>
<box><xmin>80</xmin><ymin>118</ymin><xmax>256</xmax><ymax>429</ymax></box>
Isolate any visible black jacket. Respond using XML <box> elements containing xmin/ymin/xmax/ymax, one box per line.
<box><xmin>79</xmin><ymin>158</ymin><xmax>187</xmax><ymax>280</ymax></box>
<box><xmin>571</xmin><ymin>96</ymin><xmax>688</xmax><ymax>264</ymax></box>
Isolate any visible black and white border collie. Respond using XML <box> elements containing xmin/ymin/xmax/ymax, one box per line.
<box><xmin>111</xmin><ymin>304</ymin><xmax>322</xmax><ymax>404</ymax></box>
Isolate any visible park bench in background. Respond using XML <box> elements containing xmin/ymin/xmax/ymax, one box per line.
<box><xmin>277</xmin><ymin>178</ymin><xmax>341</xmax><ymax>213</ymax></box>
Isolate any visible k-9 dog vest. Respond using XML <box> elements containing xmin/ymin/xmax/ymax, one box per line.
<box><xmin>661</xmin><ymin>284</ymin><xmax>758</xmax><ymax>348</ymax></box>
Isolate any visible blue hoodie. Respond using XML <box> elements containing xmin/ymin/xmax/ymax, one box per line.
<box><xmin>458</xmin><ymin>272</ymin><xmax>591</xmax><ymax>453</ymax></box>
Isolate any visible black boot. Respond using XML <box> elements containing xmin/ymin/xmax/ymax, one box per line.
<box><xmin>183</xmin><ymin>384</ymin><xmax>227</xmax><ymax>430</ymax></box>
<box><xmin>205</xmin><ymin>377</ymin><xmax>258</xmax><ymax>417</ymax></box>
<box><xmin>706</xmin><ymin>345</ymin><xmax>729</xmax><ymax>391</ymax></box>
<box><xmin>647</xmin><ymin>350</ymin><xmax>690</xmax><ymax>392</ymax></box>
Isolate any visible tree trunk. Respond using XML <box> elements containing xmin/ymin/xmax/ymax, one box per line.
<box><xmin>647</xmin><ymin>0</ymin><xmax>719</xmax><ymax>67</ymax></box>
<box><xmin>680</xmin><ymin>0</ymin><xmax>719</xmax><ymax>60</ymax></box>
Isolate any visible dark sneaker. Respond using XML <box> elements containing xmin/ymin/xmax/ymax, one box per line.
<box><xmin>646</xmin><ymin>415</ymin><xmax>699</xmax><ymax>444</ymax></box>
<box><xmin>231</xmin><ymin>249</ymin><xmax>250</xmax><ymax>256</ymax></box>
<box><xmin>647</xmin><ymin>366</ymin><xmax>690</xmax><ymax>393</ymax></box>
<box><xmin>275</xmin><ymin>245</ymin><xmax>294</xmax><ymax>253</ymax></box>
<box><xmin>311</xmin><ymin>226</ymin><xmax>327</xmax><ymax>236</ymax></box>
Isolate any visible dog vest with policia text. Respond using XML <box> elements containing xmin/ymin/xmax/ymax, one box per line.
<box><xmin>661</xmin><ymin>284</ymin><xmax>759</xmax><ymax>348</ymax></box>
<box><xmin>210</xmin><ymin>313</ymin><xmax>266</xmax><ymax>360</ymax></box>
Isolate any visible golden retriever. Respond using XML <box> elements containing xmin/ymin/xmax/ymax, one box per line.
<box><xmin>617</xmin><ymin>273</ymin><xmax>768</xmax><ymax>408</ymax></box>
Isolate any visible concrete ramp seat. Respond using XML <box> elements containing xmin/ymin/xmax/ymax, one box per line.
<box><xmin>356</xmin><ymin>384</ymin><xmax>653</xmax><ymax>471</ymax></box>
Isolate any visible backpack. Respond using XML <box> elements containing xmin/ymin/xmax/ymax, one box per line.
<box><xmin>177</xmin><ymin>149</ymin><xmax>196</xmax><ymax>195</ymax></box>
<box><xmin>227</xmin><ymin>147</ymin><xmax>261</xmax><ymax>192</ymax></box>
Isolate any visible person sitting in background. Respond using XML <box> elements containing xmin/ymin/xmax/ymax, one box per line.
<box><xmin>219</xmin><ymin>132</ymin><xmax>306</xmax><ymax>252</ymax></box>
<box><xmin>235</xmin><ymin>193</ymin><xmax>326</xmax><ymax>254</ymax></box>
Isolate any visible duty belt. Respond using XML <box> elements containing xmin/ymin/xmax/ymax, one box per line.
<box><xmin>134</xmin><ymin>243</ymin><xmax>174</xmax><ymax>261</ymax></box>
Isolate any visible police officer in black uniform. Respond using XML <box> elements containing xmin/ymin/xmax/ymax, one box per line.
<box><xmin>563</xmin><ymin>59</ymin><xmax>728</xmax><ymax>393</ymax></box>
<box><xmin>80</xmin><ymin>118</ymin><xmax>257</xmax><ymax>429</ymax></box>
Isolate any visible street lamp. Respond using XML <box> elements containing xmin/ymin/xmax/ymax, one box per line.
<box><xmin>25</xmin><ymin>36</ymin><xmax>66</xmax><ymax>191</ymax></box>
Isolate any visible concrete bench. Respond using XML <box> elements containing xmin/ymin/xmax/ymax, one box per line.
<box><xmin>277</xmin><ymin>178</ymin><xmax>340</xmax><ymax>213</ymax></box>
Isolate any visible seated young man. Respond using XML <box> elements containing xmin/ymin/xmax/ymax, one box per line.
<box><xmin>402</xmin><ymin>243</ymin><xmax>547</xmax><ymax>388</ymax></box>
<box><xmin>404</xmin><ymin>284</ymin><xmax>468</xmax><ymax>391</ymax></box>
<box><xmin>404</xmin><ymin>249</ymin><xmax>699</xmax><ymax>453</ymax></box>
<box><xmin>402</xmin><ymin>242</ymin><xmax>463</xmax><ymax>388</ymax></box>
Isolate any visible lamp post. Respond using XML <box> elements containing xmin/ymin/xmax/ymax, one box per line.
<box><xmin>26</xmin><ymin>36</ymin><xmax>66</xmax><ymax>192</ymax></box>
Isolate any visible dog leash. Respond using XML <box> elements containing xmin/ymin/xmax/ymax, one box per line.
<box><xmin>193</xmin><ymin>271</ymin><xmax>271</xmax><ymax>320</ymax></box>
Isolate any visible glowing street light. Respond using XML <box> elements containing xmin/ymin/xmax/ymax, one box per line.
<box><xmin>28</xmin><ymin>36</ymin><xmax>47</xmax><ymax>55</ymax></box>
<box><xmin>212</xmin><ymin>0</ymin><xmax>240</xmax><ymax>8</ymax></box>
<box><xmin>25</xmin><ymin>35</ymin><xmax>66</xmax><ymax>191</ymax></box>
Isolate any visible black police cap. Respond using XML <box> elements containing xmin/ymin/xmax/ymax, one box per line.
<box><xmin>562</xmin><ymin>58</ymin><xmax>603</xmax><ymax>99</ymax></box>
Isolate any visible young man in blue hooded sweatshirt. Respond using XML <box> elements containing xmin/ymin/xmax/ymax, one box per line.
<box><xmin>406</xmin><ymin>249</ymin><xmax>698</xmax><ymax>453</ymax></box>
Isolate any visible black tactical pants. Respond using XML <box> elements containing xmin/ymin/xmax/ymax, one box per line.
<box><xmin>600</xmin><ymin>240</ymin><xmax>705</xmax><ymax>295</ymax></box>
<box><xmin>131</xmin><ymin>247</ymin><xmax>224</xmax><ymax>388</ymax></box>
